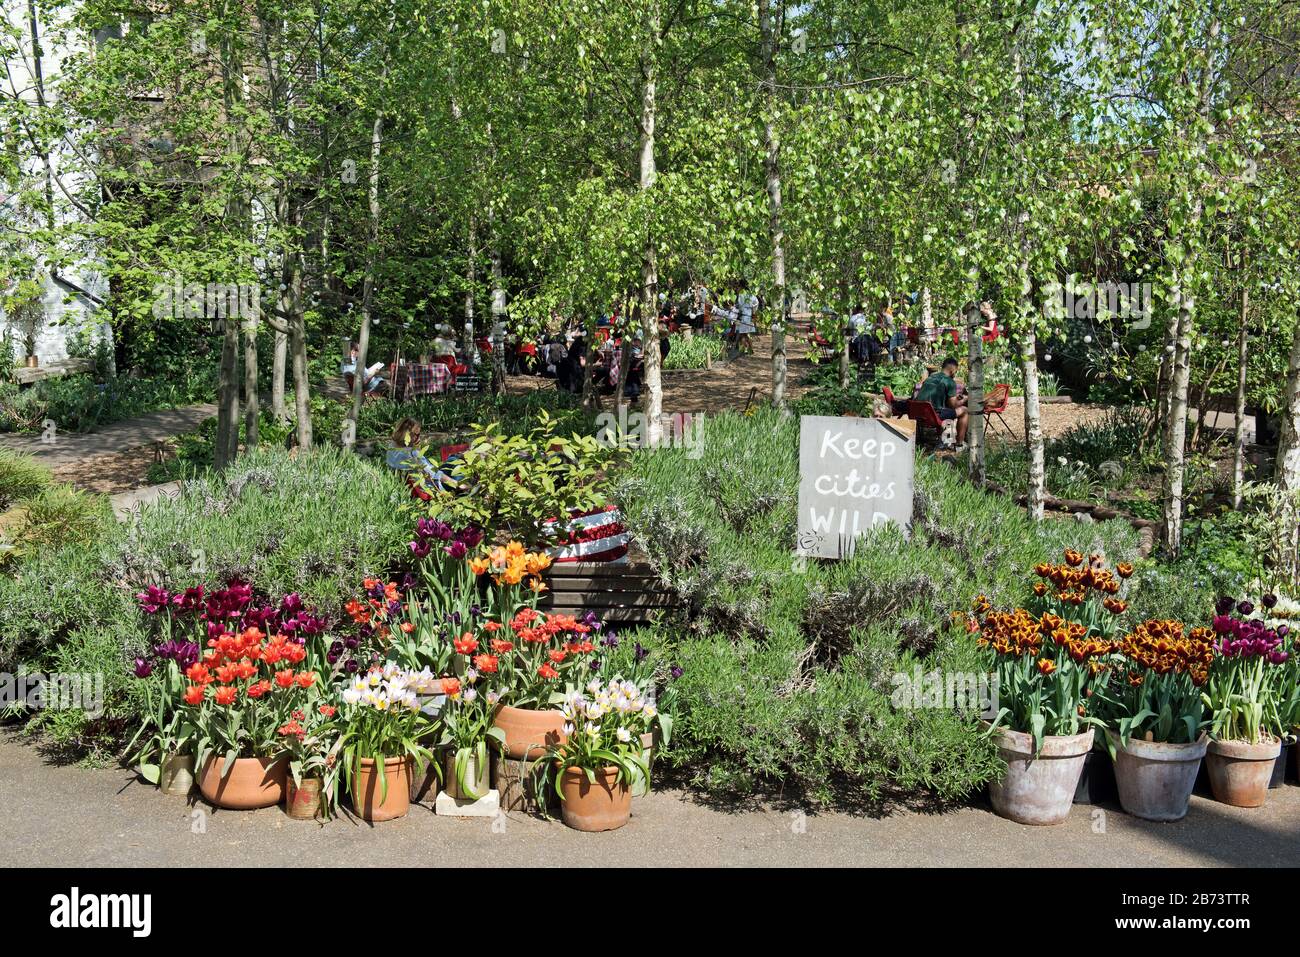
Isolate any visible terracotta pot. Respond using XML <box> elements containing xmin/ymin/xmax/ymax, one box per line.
<box><xmin>987</xmin><ymin>726</ymin><xmax>1092</xmax><ymax>826</ymax></box>
<box><xmin>1107</xmin><ymin>730</ymin><xmax>1207</xmax><ymax>822</ymax></box>
<box><xmin>444</xmin><ymin>750</ymin><xmax>491</xmax><ymax>801</ymax></box>
<box><xmin>285</xmin><ymin>776</ymin><xmax>324</xmax><ymax>820</ymax></box>
<box><xmin>1206</xmin><ymin>737</ymin><xmax>1281</xmax><ymax>808</ymax></box>
<box><xmin>492</xmin><ymin>705</ymin><xmax>567</xmax><ymax>759</ymax></box>
<box><xmin>352</xmin><ymin>756</ymin><xmax>414</xmax><ymax>822</ymax></box>
<box><xmin>198</xmin><ymin>755</ymin><xmax>287</xmax><ymax>810</ymax></box>
<box><xmin>159</xmin><ymin>752</ymin><xmax>195</xmax><ymax>796</ymax></box>
<box><xmin>629</xmin><ymin>731</ymin><xmax>655</xmax><ymax>798</ymax></box>
<box><xmin>559</xmin><ymin>766</ymin><xmax>632</xmax><ymax>832</ymax></box>
<box><xmin>24</xmin><ymin>356</ymin><xmax>38</xmax><ymax>369</ymax></box>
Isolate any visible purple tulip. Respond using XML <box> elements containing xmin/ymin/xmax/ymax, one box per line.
<box><xmin>1263</xmin><ymin>594</ymin><xmax>1278</xmax><ymax>609</ymax></box>
<box><xmin>670</xmin><ymin>664</ymin><xmax>684</xmax><ymax>680</ymax></box>
<box><xmin>136</xmin><ymin>585</ymin><xmax>171</xmax><ymax>615</ymax></box>
<box><xmin>445</xmin><ymin>540</ymin><xmax>468</xmax><ymax>560</ymax></box>
<box><xmin>133</xmin><ymin>657</ymin><xmax>154</xmax><ymax>678</ymax></box>
<box><xmin>1238</xmin><ymin>600</ymin><xmax>1255</xmax><ymax>616</ymax></box>
<box><xmin>634</xmin><ymin>642</ymin><xmax>649</xmax><ymax>663</ymax></box>
<box><xmin>1215</xmin><ymin>596</ymin><xmax>1236</xmax><ymax>616</ymax></box>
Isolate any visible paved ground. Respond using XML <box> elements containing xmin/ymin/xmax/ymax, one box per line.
<box><xmin>3</xmin><ymin>736</ymin><xmax>1296</xmax><ymax>867</ymax></box>
<box><xmin>0</xmin><ymin>403</ymin><xmax>217</xmax><ymax>468</ymax></box>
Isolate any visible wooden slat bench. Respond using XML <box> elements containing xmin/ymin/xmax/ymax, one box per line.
<box><xmin>539</xmin><ymin>561</ymin><xmax>679</xmax><ymax>624</ymax></box>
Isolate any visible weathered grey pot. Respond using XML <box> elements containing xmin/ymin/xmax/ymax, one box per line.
<box><xmin>989</xmin><ymin>726</ymin><xmax>1093</xmax><ymax>826</ymax></box>
<box><xmin>159</xmin><ymin>753</ymin><xmax>195</xmax><ymax>796</ymax></box>
<box><xmin>1206</xmin><ymin>737</ymin><xmax>1281</xmax><ymax>808</ymax></box>
<box><xmin>1107</xmin><ymin>730</ymin><xmax>1207</xmax><ymax>822</ymax></box>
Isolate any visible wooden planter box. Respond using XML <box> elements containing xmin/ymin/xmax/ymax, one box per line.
<box><xmin>539</xmin><ymin>561</ymin><xmax>679</xmax><ymax>625</ymax></box>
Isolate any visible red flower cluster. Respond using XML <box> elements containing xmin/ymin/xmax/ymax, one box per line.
<box><xmin>180</xmin><ymin>626</ymin><xmax>317</xmax><ymax>706</ymax></box>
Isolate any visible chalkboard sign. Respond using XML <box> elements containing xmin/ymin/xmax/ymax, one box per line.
<box><xmin>796</xmin><ymin>415</ymin><xmax>914</xmax><ymax>559</ymax></box>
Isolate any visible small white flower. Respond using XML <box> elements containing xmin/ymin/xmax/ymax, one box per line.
<box><xmin>616</xmin><ymin>727</ymin><xmax>632</xmax><ymax>743</ymax></box>
<box><xmin>464</xmin><ymin>687</ymin><xmax>478</xmax><ymax>703</ymax></box>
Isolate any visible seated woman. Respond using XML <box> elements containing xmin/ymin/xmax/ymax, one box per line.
<box><xmin>384</xmin><ymin>418</ymin><xmax>462</xmax><ymax>500</ymax></box>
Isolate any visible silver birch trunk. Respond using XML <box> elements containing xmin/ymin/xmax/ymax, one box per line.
<box><xmin>344</xmin><ymin>109</ymin><xmax>383</xmax><ymax>452</ymax></box>
<box><xmin>760</xmin><ymin>0</ymin><xmax>786</xmax><ymax>407</ymax></box>
<box><xmin>966</xmin><ymin>303</ymin><xmax>986</xmax><ymax>484</ymax></box>
<box><xmin>638</xmin><ymin>3</ymin><xmax>663</xmax><ymax>443</ymax></box>
<box><xmin>1232</xmin><ymin>283</ymin><xmax>1249</xmax><ymax>508</ymax></box>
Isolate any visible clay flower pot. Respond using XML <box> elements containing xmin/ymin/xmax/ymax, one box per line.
<box><xmin>199</xmin><ymin>755</ymin><xmax>287</xmax><ymax>810</ymax></box>
<box><xmin>1205</xmin><ymin>737</ymin><xmax>1281</xmax><ymax>808</ymax></box>
<box><xmin>988</xmin><ymin>726</ymin><xmax>1093</xmax><ymax>826</ymax></box>
<box><xmin>159</xmin><ymin>752</ymin><xmax>195</xmax><ymax>796</ymax></box>
<box><xmin>352</xmin><ymin>756</ymin><xmax>414</xmax><ymax>822</ymax></box>
<box><xmin>492</xmin><ymin>705</ymin><xmax>567</xmax><ymax>760</ymax></box>
<box><xmin>284</xmin><ymin>776</ymin><xmax>323</xmax><ymax>821</ymax></box>
<box><xmin>559</xmin><ymin>766</ymin><xmax>632</xmax><ymax>832</ymax></box>
<box><xmin>1107</xmin><ymin>730</ymin><xmax>1207</xmax><ymax>822</ymax></box>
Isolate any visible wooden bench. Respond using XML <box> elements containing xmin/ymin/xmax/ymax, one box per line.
<box><xmin>538</xmin><ymin>561</ymin><xmax>679</xmax><ymax>624</ymax></box>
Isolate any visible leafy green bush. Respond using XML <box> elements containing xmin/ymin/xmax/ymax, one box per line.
<box><xmin>662</xmin><ymin>333</ymin><xmax>723</xmax><ymax>370</ymax></box>
<box><xmin>16</xmin><ymin>485</ymin><xmax>113</xmax><ymax>550</ymax></box>
<box><xmin>432</xmin><ymin>411</ymin><xmax>618</xmax><ymax>544</ymax></box>
<box><xmin>122</xmin><ymin>446</ymin><xmax>412</xmax><ymax>606</ymax></box>
<box><xmin>0</xmin><ymin>448</ymin><xmax>51</xmax><ymax>510</ymax></box>
<box><xmin>1049</xmin><ymin>405</ymin><xmax>1150</xmax><ymax>469</ymax></box>
<box><xmin>612</xmin><ymin>409</ymin><xmax>1142</xmax><ymax>805</ymax></box>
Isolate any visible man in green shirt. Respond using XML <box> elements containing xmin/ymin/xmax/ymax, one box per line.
<box><xmin>914</xmin><ymin>357</ymin><xmax>968</xmax><ymax>449</ymax></box>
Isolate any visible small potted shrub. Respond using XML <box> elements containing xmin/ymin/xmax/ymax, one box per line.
<box><xmin>975</xmin><ymin>550</ymin><xmax>1122</xmax><ymax>825</ymax></box>
<box><xmin>338</xmin><ymin>664</ymin><xmax>435</xmax><ymax>822</ymax></box>
<box><xmin>1202</xmin><ymin>597</ymin><xmax>1289</xmax><ymax>807</ymax></box>
<box><xmin>1101</xmin><ymin>619</ymin><xmax>1214</xmax><ymax>821</ymax></box>
<box><xmin>533</xmin><ymin>678</ymin><xmax>653</xmax><ymax>832</ymax></box>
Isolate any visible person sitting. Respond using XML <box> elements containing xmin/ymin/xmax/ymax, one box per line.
<box><xmin>914</xmin><ymin>356</ymin><xmax>968</xmax><ymax>450</ymax></box>
<box><xmin>342</xmin><ymin>342</ymin><xmax>386</xmax><ymax>395</ymax></box>
<box><xmin>384</xmin><ymin>418</ymin><xmax>461</xmax><ymax>499</ymax></box>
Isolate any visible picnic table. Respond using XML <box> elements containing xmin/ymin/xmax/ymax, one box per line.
<box><xmin>400</xmin><ymin>361</ymin><xmax>453</xmax><ymax>399</ymax></box>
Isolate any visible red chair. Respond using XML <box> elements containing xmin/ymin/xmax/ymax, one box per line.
<box><xmin>882</xmin><ymin>386</ymin><xmax>906</xmax><ymax>417</ymax></box>
<box><xmin>439</xmin><ymin>443</ymin><xmax>470</xmax><ymax>463</ymax></box>
<box><xmin>907</xmin><ymin>400</ymin><xmax>948</xmax><ymax>447</ymax></box>
<box><xmin>983</xmin><ymin>382</ymin><xmax>1012</xmax><ymax>434</ymax></box>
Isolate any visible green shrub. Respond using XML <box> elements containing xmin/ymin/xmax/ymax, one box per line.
<box><xmin>16</xmin><ymin>484</ymin><xmax>113</xmax><ymax>550</ymax></box>
<box><xmin>612</xmin><ymin>408</ymin><xmax>1143</xmax><ymax>805</ymax></box>
<box><xmin>0</xmin><ymin>448</ymin><xmax>51</xmax><ymax>510</ymax></box>
<box><xmin>0</xmin><ymin>369</ymin><xmax>216</xmax><ymax>435</ymax></box>
<box><xmin>121</xmin><ymin>446</ymin><xmax>412</xmax><ymax>606</ymax></box>
<box><xmin>1049</xmin><ymin>405</ymin><xmax>1151</xmax><ymax>469</ymax></box>
<box><xmin>662</xmin><ymin>333</ymin><xmax>723</xmax><ymax>370</ymax></box>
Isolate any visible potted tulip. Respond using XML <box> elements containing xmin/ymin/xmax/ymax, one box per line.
<box><xmin>279</xmin><ymin>701</ymin><xmax>343</xmax><ymax>821</ymax></box>
<box><xmin>1202</xmin><ymin>597</ymin><xmax>1289</xmax><ymax>807</ymax></box>
<box><xmin>438</xmin><ymin>676</ymin><xmax>504</xmax><ymax>800</ymax></box>
<box><xmin>589</xmin><ymin>634</ymin><xmax>681</xmax><ymax>797</ymax></box>
<box><xmin>338</xmin><ymin>664</ymin><xmax>435</xmax><ymax>822</ymax></box>
<box><xmin>533</xmin><ymin>678</ymin><xmax>653</xmax><ymax>832</ymax></box>
<box><xmin>184</xmin><ymin>628</ymin><xmax>319</xmax><ymax>809</ymax></box>
<box><xmin>125</xmin><ymin>640</ymin><xmax>201</xmax><ymax>795</ymax></box>
<box><xmin>465</xmin><ymin>544</ymin><xmax>602</xmax><ymax>758</ymax></box>
<box><xmin>975</xmin><ymin>550</ymin><xmax>1124</xmax><ymax>825</ymax></box>
<box><xmin>1100</xmin><ymin>619</ymin><xmax>1214</xmax><ymax>821</ymax></box>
